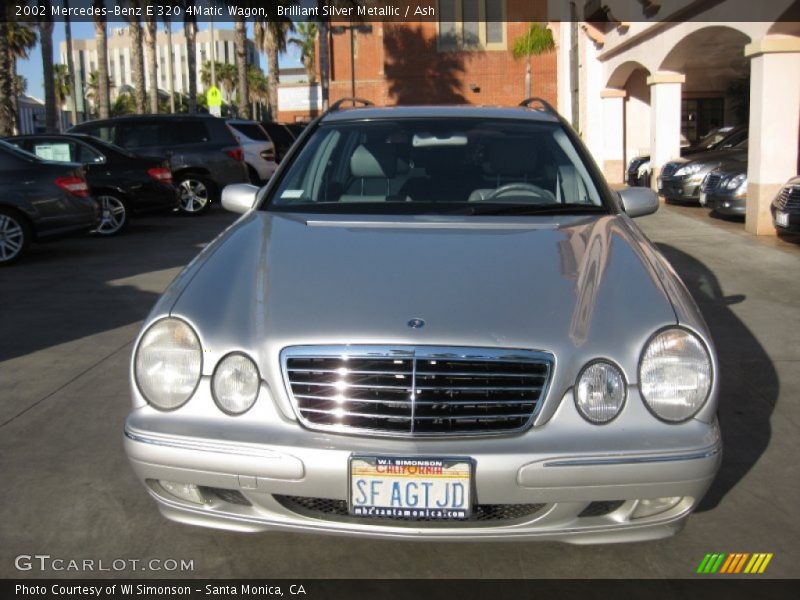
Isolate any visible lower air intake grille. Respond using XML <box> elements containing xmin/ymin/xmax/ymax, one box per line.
<box><xmin>281</xmin><ymin>346</ymin><xmax>553</xmax><ymax>437</ymax></box>
<box><xmin>274</xmin><ymin>495</ymin><xmax>546</xmax><ymax>524</ymax></box>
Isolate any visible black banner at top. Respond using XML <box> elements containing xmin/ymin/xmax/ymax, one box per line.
<box><xmin>2</xmin><ymin>0</ymin><xmax>800</xmax><ymax>23</ymax></box>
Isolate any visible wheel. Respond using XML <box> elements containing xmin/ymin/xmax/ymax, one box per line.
<box><xmin>93</xmin><ymin>194</ymin><xmax>128</xmax><ymax>236</ymax></box>
<box><xmin>176</xmin><ymin>175</ymin><xmax>214</xmax><ymax>215</ymax></box>
<box><xmin>0</xmin><ymin>208</ymin><xmax>30</xmax><ymax>266</ymax></box>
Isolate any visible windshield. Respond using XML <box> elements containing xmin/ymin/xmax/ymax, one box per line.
<box><xmin>697</xmin><ymin>127</ymin><xmax>733</xmax><ymax>149</ymax></box>
<box><xmin>266</xmin><ymin>118</ymin><xmax>607</xmax><ymax>215</ymax></box>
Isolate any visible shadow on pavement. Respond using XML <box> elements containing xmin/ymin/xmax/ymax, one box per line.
<box><xmin>0</xmin><ymin>209</ymin><xmax>237</xmax><ymax>362</ymax></box>
<box><xmin>656</xmin><ymin>244</ymin><xmax>777</xmax><ymax>512</ymax></box>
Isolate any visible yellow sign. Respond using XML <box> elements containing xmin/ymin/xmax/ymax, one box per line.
<box><xmin>206</xmin><ymin>85</ymin><xmax>222</xmax><ymax>107</ymax></box>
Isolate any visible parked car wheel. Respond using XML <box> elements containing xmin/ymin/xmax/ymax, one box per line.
<box><xmin>93</xmin><ymin>194</ymin><xmax>128</xmax><ymax>236</ymax></box>
<box><xmin>0</xmin><ymin>208</ymin><xmax>30</xmax><ymax>266</ymax></box>
<box><xmin>177</xmin><ymin>175</ymin><xmax>213</xmax><ymax>215</ymax></box>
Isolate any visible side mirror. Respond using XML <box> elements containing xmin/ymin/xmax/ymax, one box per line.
<box><xmin>617</xmin><ymin>186</ymin><xmax>659</xmax><ymax>218</ymax></box>
<box><xmin>221</xmin><ymin>183</ymin><xmax>259</xmax><ymax>214</ymax></box>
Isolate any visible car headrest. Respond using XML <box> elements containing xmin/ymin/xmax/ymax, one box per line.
<box><xmin>350</xmin><ymin>144</ymin><xmax>397</xmax><ymax>178</ymax></box>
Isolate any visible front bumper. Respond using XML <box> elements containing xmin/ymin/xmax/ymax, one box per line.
<box><xmin>124</xmin><ymin>386</ymin><xmax>722</xmax><ymax>544</ymax></box>
<box><xmin>707</xmin><ymin>194</ymin><xmax>746</xmax><ymax>216</ymax></box>
<box><xmin>658</xmin><ymin>177</ymin><xmax>704</xmax><ymax>201</ymax></box>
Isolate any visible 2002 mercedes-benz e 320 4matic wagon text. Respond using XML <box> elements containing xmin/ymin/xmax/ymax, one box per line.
<box><xmin>124</xmin><ymin>99</ymin><xmax>721</xmax><ymax>543</ymax></box>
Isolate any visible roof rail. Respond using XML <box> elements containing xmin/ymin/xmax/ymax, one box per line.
<box><xmin>328</xmin><ymin>97</ymin><xmax>375</xmax><ymax>112</ymax></box>
<box><xmin>519</xmin><ymin>97</ymin><xmax>558</xmax><ymax>115</ymax></box>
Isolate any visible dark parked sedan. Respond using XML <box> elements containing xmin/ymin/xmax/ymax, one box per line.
<box><xmin>0</xmin><ymin>141</ymin><xmax>97</xmax><ymax>265</ymax></box>
<box><xmin>4</xmin><ymin>134</ymin><xmax>176</xmax><ymax>235</ymax></box>
<box><xmin>772</xmin><ymin>177</ymin><xmax>800</xmax><ymax>233</ymax></box>
<box><xmin>700</xmin><ymin>162</ymin><xmax>748</xmax><ymax>217</ymax></box>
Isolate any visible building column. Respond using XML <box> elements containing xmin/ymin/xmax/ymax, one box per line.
<box><xmin>601</xmin><ymin>88</ymin><xmax>626</xmax><ymax>185</ymax></box>
<box><xmin>744</xmin><ymin>37</ymin><xmax>800</xmax><ymax>235</ymax></box>
<box><xmin>647</xmin><ymin>72</ymin><xmax>685</xmax><ymax>189</ymax></box>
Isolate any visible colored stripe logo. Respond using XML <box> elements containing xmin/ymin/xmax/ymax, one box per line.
<box><xmin>696</xmin><ymin>553</ymin><xmax>773</xmax><ymax>574</ymax></box>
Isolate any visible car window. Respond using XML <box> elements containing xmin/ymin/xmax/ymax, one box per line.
<box><xmin>170</xmin><ymin>121</ymin><xmax>211</xmax><ymax>144</ymax></box>
<box><xmin>0</xmin><ymin>141</ymin><xmax>37</xmax><ymax>168</ymax></box>
<box><xmin>76</xmin><ymin>143</ymin><xmax>105</xmax><ymax>163</ymax></box>
<box><xmin>75</xmin><ymin>124</ymin><xmax>116</xmax><ymax>144</ymax></box>
<box><xmin>230</xmin><ymin>122</ymin><xmax>269</xmax><ymax>141</ymax></box>
<box><xmin>30</xmin><ymin>141</ymin><xmax>75</xmax><ymax>162</ymax></box>
<box><xmin>267</xmin><ymin>119</ymin><xmax>605</xmax><ymax>215</ymax></box>
<box><xmin>118</xmin><ymin>122</ymin><xmax>162</xmax><ymax>149</ymax></box>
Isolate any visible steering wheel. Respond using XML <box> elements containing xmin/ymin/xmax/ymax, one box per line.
<box><xmin>483</xmin><ymin>183</ymin><xmax>556</xmax><ymax>204</ymax></box>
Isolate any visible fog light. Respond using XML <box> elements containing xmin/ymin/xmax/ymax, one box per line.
<box><xmin>631</xmin><ymin>496</ymin><xmax>682</xmax><ymax>519</ymax></box>
<box><xmin>157</xmin><ymin>480</ymin><xmax>207</xmax><ymax>505</ymax></box>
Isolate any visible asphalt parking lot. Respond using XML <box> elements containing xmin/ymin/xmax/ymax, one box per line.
<box><xmin>1</xmin><ymin>203</ymin><xmax>798</xmax><ymax>579</ymax></box>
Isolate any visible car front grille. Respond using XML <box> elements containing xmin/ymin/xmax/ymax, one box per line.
<box><xmin>274</xmin><ymin>495</ymin><xmax>547</xmax><ymax>524</ymax></box>
<box><xmin>703</xmin><ymin>171</ymin><xmax>723</xmax><ymax>193</ymax></box>
<box><xmin>281</xmin><ymin>346</ymin><xmax>552</xmax><ymax>437</ymax></box>
<box><xmin>660</xmin><ymin>162</ymin><xmax>680</xmax><ymax>178</ymax></box>
<box><xmin>775</xmin><ymin>185</ymin><xmax>800</xmax><ymax>210</ymax></box>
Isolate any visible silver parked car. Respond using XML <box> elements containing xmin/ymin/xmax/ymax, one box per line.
<box><xmin>124</xmin><ymin>100</ymin><xmax>721</xmax><ymax>543</ymax></box>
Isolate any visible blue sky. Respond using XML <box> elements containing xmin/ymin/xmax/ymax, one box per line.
<box><xmin>18</xmin><ymin>21</ymin><xmax>303</xmax><ymax>101</ymax></box>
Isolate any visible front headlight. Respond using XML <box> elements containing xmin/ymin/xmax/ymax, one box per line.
<box><xmin>674</xmin><ymin>163</ymin><xmax>702</xmax><ymax>177</ymax></box>
<box><xmin>134</xmin><ymin>318</ymin><xmax>202</xmax><ymax>410</ymax></box>
<box><xmin>639</xmin><ymin>328</ymin><xmax>712</xmax><ymax>422</ymax></box>
<box><xmin>212</xmin><ymin>353</ymin><xmax>260</xmax><ymax>415</ymax></box>
<box><xmin>575</xmin><ymin>361</ymin><xmax>627</xmax><ymax>424</ymax></box>
<box><xmin>724</xmin><ymin>173</ymin><xmax>747</xmax><ymax>191</ymax></box>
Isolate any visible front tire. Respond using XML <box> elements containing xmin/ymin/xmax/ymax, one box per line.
<box><xmin>176</xmin><ymin>175</ymin><xmax>214</xmax><ymax>215</ymax></box>
<box><xmin>0</xmin><ymin>208</ymin><xmax>30</xmax><ymax>266</ymax></box>
<box><xmin>93</xmin><ymin>194</ymin><xmax>128</xmax><ymax>236</ymax></box>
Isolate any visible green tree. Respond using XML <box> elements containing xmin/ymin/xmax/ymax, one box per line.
<box><xmin>512</xmin><ymin>23</ymin><xmax>555</xmax><ymax>99</ymax></box>
<box><xmin>111</xmin><ymin>92</ymin><xmax>136</xmax><ymax>116</ymax></box>
<box><xmin>290</xmin><ymin>22</ymin><xmax>318</xmax><ymax>85</ymax></box>
<box><xmin>85</xmin><ymin>70</ymin><xmax>115</xmax><ymax>118</ymax></box>
<box><xmin>4</xmin><ymin>20</ymin><xmax>37</xmax><ymax>132</ymax></box>
<box><xmin>126</xmin><ymin>1</ymin><xmax>146</xmax><ymax>113</ymax></box>
<box><xmin>255</xmin><ymin>7</ymin><xmax>296</xmax><ymax>120</ymax></box>
<box><xmin>246</xmin><ymin>64</ymin><xmax>269</xmax><ymax>119</ymax></box>
<box><xmin>53</xmin><ymin>64</ymin><xmax>71</xmax><ymax>131</ymax></box>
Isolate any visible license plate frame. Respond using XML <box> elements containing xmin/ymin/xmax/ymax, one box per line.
<box><xmin>699</xmin><ymin>192</ymin><xmax>707</xmax><ymax>207</ymax></box>
<box><xmin>349</xmin><ymin>455</ymin><xmax>473</xmax><ymax>520</ymax></box>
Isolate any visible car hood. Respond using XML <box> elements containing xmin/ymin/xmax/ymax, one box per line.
<box><xmin>672</xmin><ymin>147</ymin><xmax>748</xmax><ymax>166</ymax></box>
<box><xmin>163</xmin><ymin>212</ymin><xmax>681</xmax><ymax>421</ymax></box>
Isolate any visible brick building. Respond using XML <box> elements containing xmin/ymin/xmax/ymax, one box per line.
<box><xmin>277</xmin><ymin>1</ymin><xmax>558</xmax><ymax>122</ymax></box>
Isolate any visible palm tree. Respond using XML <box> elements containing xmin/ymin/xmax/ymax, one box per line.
<box><xmin>233</xmin><ymin>16</ymin><xmax>249</xmax><ymax>118</ymax></box>
<box><xmin>290</xmin><ymin>22</ymin><xmax>318</xmax><ymax>85</ymax></box>
<box><xmin>183</xmin><ymin>0</ymin><xmax>198</xmax><ymax>113</ymax></box>
<box><xmin>93</xmin><ymin>1</ymin><xmax>111</xmax><ymax>119</ymax></box>
<box><xmin>247</xmin><ymin>65</ymin><xmax>268</xmax><ymax>119</ymax></box>
<box><xmin>127</xmin><ymin>1</ymin><xmax>146</xmax><ymax>113</ymax></box>
<box><xmin>144</xmin><ymin>1</ymin><xmax>159</xmax><ymax>113</ymax></box>
<box><xmin>111</xmin><ymin>92</ymin><xmax>136</xmax><ymax>117</ymax></box>
<box><xmin>63</xmin><ymin>0</ymin><xmax>79</xmax><ymax>126</ymax></box>
<box><xmin>0</xmin><ymin>12</ymin><xmax>13</xmax><ymax>136</ymax></box>
<box><xmin>85</xmin><ymin>70</ymin><xmax>115</xmax><ymax>118</ymax></box>
<box><xmin>163</xmin><ymin>16</ymin><xmax>175</xmax><ymax>113</ymax></box>
<box><xmin>36</xmin><ymin>4</ymin><xmax>56</xmax><ymax>132</ymax></box>
<box><xmin>317</xmin><ymin>0</ymin><xmax>329</xmax><ymax>110</ymax></box>
<box><xmin>255</xmin><ymin>10</ymin><xmax>295</xmax><ymax>120</ymax></box>
<box><xmin>53</xmin><ymin>64</ymin><xmax>71</xmax><ymax>131</ymax></box>
<box><xmin>512</xmin><ymin>23</ymin><xmax>555</xmax><ymax>98</ymax></box>
<box><xmin>4</xmin><ymin>20</ymin><xmax>37</xmax><ymax>133</ymax></box>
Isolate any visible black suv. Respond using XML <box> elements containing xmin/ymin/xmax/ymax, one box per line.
<box><xmin>70</xmin><ymin>115</ymin><xmax>248</xmax><ymax>214</ymax></box>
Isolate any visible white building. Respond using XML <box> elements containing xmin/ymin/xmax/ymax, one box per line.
<box><xmin>551</xmin><ymin>0</ymin><xmax>800</xmax><ymax>236</ymax></box>
<box><xmin>59</xmin><ymin>26</ymin><xmax>260</xmax><ymax>112</ymax></box>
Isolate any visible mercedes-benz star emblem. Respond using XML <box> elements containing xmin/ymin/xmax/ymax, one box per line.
<box><xmin>407</xmin><ymin>318</ymin><xmax>425</xmax><ymax>329</ymax></box>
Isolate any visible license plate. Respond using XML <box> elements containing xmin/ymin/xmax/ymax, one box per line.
<box><xmin>349</xmin><ymin>456</ymin><xmax>472</xmax><ymax>519</ymax></box>
<box><xmin>775</xmin><ymin>211</ymin><xmax>789</xmax><ymax>227</ymax></box>
<box><xmin>699</xmin><ymin>192</ymin><xmax>707</xmax><ymax>206</ymax></box>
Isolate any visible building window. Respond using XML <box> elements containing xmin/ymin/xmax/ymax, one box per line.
<box><xmin>438</xmin><ymin>0</ymin><xmax>506</xmax><ymax>51</ymax></box>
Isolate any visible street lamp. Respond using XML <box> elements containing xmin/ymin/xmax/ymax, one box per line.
<box><xmin>330</xmin><ymin>23</ymin><xmax>373</xmax><ymax>104</ymax></box>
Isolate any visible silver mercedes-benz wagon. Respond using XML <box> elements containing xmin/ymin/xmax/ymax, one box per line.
<box><xmin>125</xmin><ymin>99</ymin><xmax>721</xmax><ymax>543</ymax></box>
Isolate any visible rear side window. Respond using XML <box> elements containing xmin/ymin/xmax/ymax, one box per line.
<box><xmin>229</xmin><ymin>122</ymin><xmax>269</xmax><ymax>141</ymax></box>
<box><xmin>170</xmin><ymin>121</ymin><xmax>211</xmax><ymax>144</ymax></box>
<box><xmin>74</xmin><ymin>124</ymin><xmax>116</xmax><ymax>144</ymax></box>
<box><xmin>0</xmin><ymin>147</ymin><xmax>27</xmax><ymax>169</ymax></box>
<box><xmin>118</xmin><ymin>122</ymin><xmax>162</xmax><ymax>149</ymax></box>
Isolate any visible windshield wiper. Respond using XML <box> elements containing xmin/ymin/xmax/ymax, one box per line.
<box><xmin>468</xmin><ymin>204</ymin><xmax>608</xmax><ymax>216</ymax></box>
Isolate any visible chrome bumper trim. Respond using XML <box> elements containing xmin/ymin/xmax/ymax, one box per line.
<box><xmin>124</xmin><ymin>428</ymin><xmax>284</xmax><ymax>459</ymax></box>
<box><xmin>542</xmin><ymin>445</ymin><xmax>721</xmax><ymax>468</ymax></box>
